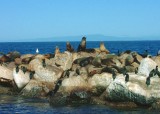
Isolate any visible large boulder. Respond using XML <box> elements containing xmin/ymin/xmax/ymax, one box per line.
<box><xmin>107</xmin><ymin>73</ymin><xmax>160</xmax><ymax>105</ymax></box>
<box><xmin>48</xmin><ymin>51</ymin><xmax>73</xmax><ymax>70</ymax></box>
<box><xmin>20</xmin><ymin>80</ymin><xmax>54</xmax><ymax>97</ymax></box>
<box><xmin>138</xmin><ymin>58</ymin><xmax>157</xmax><ymax>76</ymax></box>
<box><xmin>13</xmin><ymin>68</ymin><xmax>30</xmax><ymax>89</ymax></box>
<box><xmin>29</xmin><ymin>59</ymin><xmax>63</xmax><ymax>82</ymax></box>
<box><xmin>0</xmin><ymin>66</ymin><xmax>13</xmax><ymax>80</ymax></box>
<box><xmin>61</xmin><ymin>76</ymin><xmax>89</xmax><ymax>93</ymax></box>
<box><xmin>153</xmin><ymin>56</ymin><xmax>160</xmax><ymax>68</ymax></box>
<box><xmin>88</xmin><ymin>73</ymin><xmax>112</xmax><ymax>95</ymax></box>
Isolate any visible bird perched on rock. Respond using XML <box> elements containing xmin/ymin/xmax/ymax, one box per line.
<box><xmin>135</xmin><ymin>67</ymin><xmax>138</xmax><ymax>74</ymax></box>
<box><xmin>122</xmin><ymin>67</ymin><xmax>127</xmax><ymax>76</ymax></box>
<box><xmin>29</xmin><ymin>71</ymin><xmax>35</xmax><ymax>79</ymax></box>
<box><xmin>21</xmin><ymin>66</ymin><xmax>27</xmax><ymax>74</ymax></box>
<box><xmin>42</xmin><ymin>59</ymin><xmax>46</xmax><ymax>68</ymax></box>
<box><xmin>140</xmin><ymin>50</ymin><xmax>148</xmax><ymax>58</ymax></box>
<box><xmin>112</xmin><ymin>69</ymin><xmax>116</xmax><ymax>80</ymax></box>
<box><xmin>146</xmin><ymin>76</ymin><xmax>150</xmax><ymax>87</ymax></box>
<box><xmin>16</xmin><ymin>65</ymin><xmax>19</xmax><ymax>74</ymax></box>
<box><xmin>125</xmin><ymin>73</ymin><xmax>129</xmax><ymax>83</ymax></box>
<box><xmin>154</xmin><ymin>66</ymin><xmax>160</xmax><ymax>77</ymax></box>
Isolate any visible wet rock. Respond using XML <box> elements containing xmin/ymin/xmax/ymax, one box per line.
<box><xmin>88</xmin><ymin>73</ymin><xmax>112</xmax><ymax>95</ymax></box>
<box><xmin>29</xmin><ymin>59</ymin><xmax>63</xmax><ymax>82</ymax></box>
<box><xmin>107</xmin><ymin>73</ymin><xmax>160</xmax><ymax>105</ymax></box>
<box><xmin>138</xmin><ymin>58</ymin><xmax>157</xmax><ymax>76</ymax></box>
<box><xmin>20</xmin><ymin>80</ymin><xmax>54</xmax><ymax>97</ymax></box>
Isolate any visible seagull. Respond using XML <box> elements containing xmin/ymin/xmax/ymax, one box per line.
<box><xmin>36</xmin><ymin>48</ymin><xmax>39</xmax><ymax>54</ymax></box>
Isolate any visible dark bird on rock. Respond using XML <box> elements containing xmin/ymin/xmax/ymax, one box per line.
<box><xmin>135</xmin><ymin>67</ymin><xmax>138</xmax><ymax>74</ymax></box>
<box><xmin>122</xmin><ymin>67</ymin><xmax>127</xmax><ymax>76</ymax></box>
<box><xmin>101</xmin><ymin>66</ymin><xmax>113</xmax><ymax>74</ymax></box>
<box><xmin>42</xmin><ymin>59</ymin><xmax>46</xmax><ymax>68</ymax></box>
<box><xmin>125</xmin><ymin>73</ymin><xmax>129</xmax><ymax>83</ymax></box>
<box><xmin>29</xmin><ymin>71</ymin><xmax>35</xmax><ymax>79</ymax></box>
<box><xmin>112</xmin><ymin>69</ymin><xmax>116</xmax><ymax>80</ymax></box>
<box><xmin>155</xmin><ymin>66</ymin><xmax>160</xmax><ymax>77</ymax></box>
<box><xmin>146</xmin><ymin>77</ymin><xmax>150</xmax><ymax>87</ymax></box>
<box><xmin>16</xmin><ymin>65</ymin><xmax>19</xmax><ymax>74</ymax></box>
<box><xmin>140</xmin><ymin>50</ymin><xmax>148</xmax><ymax>58</ymax></box>
<box><xmin>149</xmin><ymin>69</ymin><xmax>155</xmax><ymax>78</ymax></box>
<box><xmin>21</xmin><ymin>66</ymin><xmax>27</xmax><ymax>74</ymax></box>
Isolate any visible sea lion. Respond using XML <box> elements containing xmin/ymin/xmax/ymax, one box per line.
<box><xmin>77</xmin><ymin>37</ymin><xmax>86</xmax><ymax>52</ymax></box>
<box><xmin>66</xmin><ymin>42</ymin><xmax>74</xmax><ymax>52</ymax></box>
<box><xmin>79</xmin><ymin>56</ymin><xmax>94</xmax><ymax>67</ymax></box>
<box><xmin>55</xmin><ymin>46</ymin><xmax>60</xmax><ymax>55</ymax></box>
<box><xmin>44</xmin><ymin>53</ymin><xmax>55</xmax><ymax>59</ymax></box>
<box><xmin>101</xmin><ymin>58</ymin><xmax>116</xmax><ymax>66</ymax></box>
<box><xmin>0</xmin><ymin>54</ymin><xmax>11</xmax><ymax>65</ymax></box>
<box><xmin>42</xmin><ymin>59</ymin><xmax>46</xmax><ymax>68</ymax></box>
<box><xmin>99</xmin><ymin>42</ymin><xmax>109</xmax><ymax>54</ymax></box>
<box><xmin>125</xmin><ymin>73</ymin><xmax>129</xmax><ymax>83</ymax></box>
<box><xmin>146</xmin><ymin>76</ymin><xmax>150</xmax><ymax>87</ymax></box>
<box><xmin>16</xmin><ymin>65</ymin><xmax>19</xmax><ymax>74</ymax></box>
<box><xmin>92</xmin><ymin>56</ymin><xmax>102</xmax><ymax>68</ymax></box>
<box><xmin>101</xmin><ymin>66</ymin><xmax>113</xmax><ymax>73</ymax></box>
<box><xmin>85</xmin><ymin>48</ymin><xmax>95</xmax><ymax>53</ymax></box>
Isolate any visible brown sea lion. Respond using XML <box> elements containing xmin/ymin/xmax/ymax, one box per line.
<box><xmin>0</xmin><ymin>54</ymin><xmax>11</xmax><ymax>65</ymax></box>
<box><xmin>77</xmin><ymin>37</ymin><xmax>86</xmax><ymax>52</ymax></box>
<box><xmin>66</xmin><ymin>42</ymin><xmax>74</xmax><ymax>52</ymax></box>
<box><xmin>99</xmin><ymin>42</ymin><xmax>109</xmax><ymax>54</ymax></box>
<box><xmin>55</xmin><ymin>46</ymin><xmax>60</xmax><ymax>55</ymax></box>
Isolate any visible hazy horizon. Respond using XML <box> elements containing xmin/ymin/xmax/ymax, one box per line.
<box><xmin>0</xmin><ymin>0</ymin><xmax>160</xmax><ymax>41</ymax></box>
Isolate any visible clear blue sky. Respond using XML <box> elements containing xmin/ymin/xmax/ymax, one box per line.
<box><xmin>0</xmin><ymin>0</ymin><xmax>160</xmax><ymax>41</ymax></box>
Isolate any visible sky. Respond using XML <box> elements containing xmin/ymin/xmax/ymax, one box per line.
<box><xmin>0</xmin><ymin>0</ymin><xmax>160</xmax><ymax>41</ymax></box>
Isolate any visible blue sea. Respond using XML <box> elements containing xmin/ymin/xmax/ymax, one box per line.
<box><xmin>0</xmin><ymin>41</ymin><xmax>160</xmax><ymax>114</ymax></box>
<box><xmin>0</xmin><ymin>41</ymin><xmax>160</xmax><ymax>55</ymax></box>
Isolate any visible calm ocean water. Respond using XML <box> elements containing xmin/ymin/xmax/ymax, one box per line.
<box><xmin>0</xmin><ymin>41</ymin><xmax>160</xmax><ymax>55</ymax></box>
<box><xmin>0</xmin><ymin>41</ymin><xmax>160</xmax><ymax>113</ymax></box>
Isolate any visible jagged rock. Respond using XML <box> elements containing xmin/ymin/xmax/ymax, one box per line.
<box><xmin>21</xmin><ymin>54</ymin><xmax>33</xmax><ymax>59</ymax></box>
<box><xmin>107</xmin><ymin>73</ymin><xmax>160</xmax><ymax>105</ymax></box>
<box><xmin>138</xmin><ymin>58</ymin><xmax>157</xmax><ymax>76</ymax></box>
<box><xmin>6</xmin><ymin>62</ymin><xmax>16</xmax><ymax>70</ymax></box>
<box><xmin>13</xmin><ymin>68</ymin><xmax>30</xmax><ymax>89</ymax></box>
<box><xmin>48</xmin><ymin>51</ymin><xmax>73</xmax><ymax>70</ymax></box>
<box><xmin>29</xmin><ymin>59</ymin><xmax>63</xmax><ymax>82</ymax></box>
<box><xmin>61</xmin><ymin>76</ymin><xmax>89</xmax><ymax>93</ymax></box>
<box><xmin>88</xmin><ymin>73</ymin><xmax>112</xmax><ymax>95</ymax></box>
<box><xmin>20</xmin><ymin>80</ymin><xmax>54</xmax><ymax>97</ymax></box>
<box><xmin>0</xmin><ymin>66</ymin><xmax>13</xmax><ymax>80</ymax></box>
